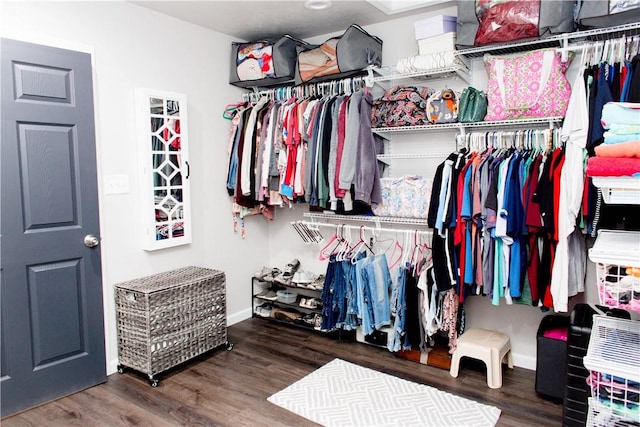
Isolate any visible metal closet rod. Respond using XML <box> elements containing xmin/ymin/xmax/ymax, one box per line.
<box><xmin>295</xmin><ymin>220</ymin><xmax>433</xmax><ymax>237</ymax></box>
<box><xmin>242</xmin><ymin>76</ymin><xmax>367</xmax><ymax>102</ymax></box>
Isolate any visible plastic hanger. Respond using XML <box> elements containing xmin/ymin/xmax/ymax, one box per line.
<box><xmin>318</xmin><ymin>224</ymin><xmax>343</xmax><ymax>261</ymax></box>
<box><xmin>223</xmin><ymin>103</ymin><xmax>244</xmax><ymax>120</ymax></box>
<box><xmin>386</xmin><ymin>239</ymin><xmax>404</xmax><ymax>270</ymax></box>
<box><xmin>348</xmin><ymin>226</ymin><xmax>374</xmax><ymax>263</ymax></box>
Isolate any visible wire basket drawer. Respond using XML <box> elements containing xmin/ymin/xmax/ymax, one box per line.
<box><xmin>583</xmin><ymin>315</ymin><xmax>640</xmax><ymax>424</ymax></box>
<box><xmin>587</xmin><ymin>398</ymin><xmax>640</xmax><ymax>427</ymax></box>
<box><xmin>589</xmin><ymin>230</ymin><xmax>640</xmax><ymax>313</ymax></box>
<box><xmin>115</xmin><ymin>266</ymin><xmax>226</xmax><ymax>378</ymax></box>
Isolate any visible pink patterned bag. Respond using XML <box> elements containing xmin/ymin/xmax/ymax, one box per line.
<box><xmin>483</xmin><ymin>48</ymin><xmax>572</xmax><ymax>121</ymax></box>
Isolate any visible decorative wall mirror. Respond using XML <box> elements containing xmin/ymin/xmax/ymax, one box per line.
<box><xmin>135</xmin><ymin>89</ymin><xmax>191</xmax><ymax>250</ymax></box>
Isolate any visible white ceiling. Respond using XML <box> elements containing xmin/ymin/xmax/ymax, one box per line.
<box><xmin>130</xmin><ymin>0</ymin><xmax>455</xmax><ymax>41</ymax></box>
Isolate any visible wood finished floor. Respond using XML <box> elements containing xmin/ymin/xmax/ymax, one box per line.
<box><xmin>3</xmin><ymin>318</ymin><xmax>563</xmax><ymax>426</ymax></box>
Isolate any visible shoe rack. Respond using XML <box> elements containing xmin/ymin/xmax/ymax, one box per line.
<box><xmin>251</xmin><ymin>276</ymin><xmax>325</xmax><ymax>331</ymax></box>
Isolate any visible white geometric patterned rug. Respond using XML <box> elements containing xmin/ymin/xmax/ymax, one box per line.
<box><xmin>268</xmin><ymin>358</ymin><xmax>501</xmax><ymax>427</ymax></box>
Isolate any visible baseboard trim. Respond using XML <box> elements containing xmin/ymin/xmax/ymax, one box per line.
<box><xmin>227</xmin><ymin>308</ymin><xmax>253</xmax><ymax>326</ymax></box>
<box><xmin>107</xmin><ymin>310</ymin><xmax>537</xmax><ymax>374</ymax></box>
<box><xmin>512</xmin><ymin>353</ymin><xmax>536</xmax><ymax>371</ymax></box>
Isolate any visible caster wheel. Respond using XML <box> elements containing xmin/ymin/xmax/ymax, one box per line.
<box><xmin>226</xmin><ymin>341</ymin><xmax>234</xmax><ymax>351</ymax></box>
<box><xmin>117</xmin><ymin>365</ymin><xmax>126</xmax><ymax>374</ymax></box>
<box><xmin>149</xmin><ymin>377</ymin><xmax>159</xmax><ymax>387</ymax></box>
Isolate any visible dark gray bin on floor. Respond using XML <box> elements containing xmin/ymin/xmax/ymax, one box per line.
<box><xmin>536</xmin><ymin>315</ymin><xmax>569</xmax><ymax>400</ymax></box>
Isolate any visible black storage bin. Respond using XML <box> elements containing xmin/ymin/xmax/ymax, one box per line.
<box><xmin>536</xmin><ymin>314</ymin><xmax>569</xmax><ymax>401</ymax></box>
<box><xmin>561</xmin><ymin>304</ymin><xmax>630</xmax><ymax>427</ymax></box>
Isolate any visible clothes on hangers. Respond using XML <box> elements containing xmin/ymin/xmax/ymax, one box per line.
<box><xmin>551</xmin><ymin>64</ymin><xmax>589</xmax><ymax>312</ymax></box>
<box><xmin>311</xmin><ymin>223</ymin><xmax>463</xmax><ymax>353</ymax></box>
<box><xmin>428</xmin><ymin>129</ymin><xmax>585</xmax><ymax>312</ymax></box>
<box><xmin>225</xmin><ymin>82</ymin><xmax>383</xmax><ymax>224</ymax></box>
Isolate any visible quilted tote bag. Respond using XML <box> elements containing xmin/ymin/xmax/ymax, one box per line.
<box><xmin>483</xmin><ymin>48</ymin><xmax>572</xmax><ymax>121</ymax></box>
<box><xmin>371</xmin><ymin>86</ymin><xmax>435</xmax><ymax>128</ymax></box>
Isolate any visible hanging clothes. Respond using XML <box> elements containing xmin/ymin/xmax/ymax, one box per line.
<box><xmin>225</xmin><ymin>82</ymin><xmax>384</xmax><ymax>227</ymax></box>
<box><xmin>429</xmin><ymin>128</ymin><xmax>583</xmax><ymax>312</ymax></box>
<box><xmin>550</xmin><ymin>64</ymin><xmax>589</xmax><ymax>312</ymax></box>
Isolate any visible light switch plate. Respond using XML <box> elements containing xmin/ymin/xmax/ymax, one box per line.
<box><xmin>104</xmin><ymin>174</ymin><xmax>129</xmax><ymax>195</ymax></box>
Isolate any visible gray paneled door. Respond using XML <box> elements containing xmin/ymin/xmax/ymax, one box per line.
<box><xmin>1</xmin><ymin>38</ymin><xmax>106</xmax><ymax>418</ymax></box>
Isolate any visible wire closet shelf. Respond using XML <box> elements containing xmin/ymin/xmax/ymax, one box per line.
<box><xmin>457</xmin><ymin>22</ymin><xmax>640</xmax><ymax>58</ymax></box>
<box><xmin>303</xmin><ymin>212</ymin><xmax>430</xmax><ymax>227</ymax></box>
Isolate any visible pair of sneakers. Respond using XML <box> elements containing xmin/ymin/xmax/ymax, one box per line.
<box><xmin>254</xmin><ymin>303</ymin><xmax>273</xmax><ymax>317</ymax></box>
<box><xmin>273</xmin><ymin>259</ymin><xmax>300</xmax><ymax>286</ymax></box>
<box><xmin>256</xmin><ymin>287</ymin><xmax>278</xmax><ymax>301</ymax></box>
<box><xmin>254</xmin><ymin>266</ymin><xmax>281</xmax><ymax>282</ymax></box>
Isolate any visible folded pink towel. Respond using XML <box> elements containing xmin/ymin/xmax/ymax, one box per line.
<box><xmin>595</xmin><ymin>140</ymin><xmax>640</xmax><ymax>158</ymax></box>
<box><xmin>587</xmin><ymin>156</ymin><xmax>640</xmax><ymax>177</ymax></box>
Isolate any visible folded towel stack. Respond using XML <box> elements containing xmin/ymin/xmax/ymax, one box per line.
<box><xmin>587</xmin><ymin>102</ymin><xmax>640</xmax><ymax>177</ymax></box>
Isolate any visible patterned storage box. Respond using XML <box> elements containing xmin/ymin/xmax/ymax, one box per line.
<box><xmin>114</xmin><ymin>266</ymin><xmax>227</xmax><ymax>384</ymax></box>
<box><xmin>373</xmin><ymin>175</ymin><xmax>432</xmax><ymax>219</ymax></box>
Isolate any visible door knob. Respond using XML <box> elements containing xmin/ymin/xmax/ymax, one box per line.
<box><xmin>84</xmin><ymin>234</ymin><xmax>100</xmax><ymax>248</ymax></box>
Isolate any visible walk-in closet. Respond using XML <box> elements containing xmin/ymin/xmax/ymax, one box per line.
<box><xmin>1</xmin><ymin>1</ymin><xmax>639</xmax><ymax>426</ymax></box>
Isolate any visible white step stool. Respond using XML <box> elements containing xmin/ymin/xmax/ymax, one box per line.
<box><xmin>449</xmin><ymin>328</ymin><xmax>514</xmax><ymax>389</ymax></box>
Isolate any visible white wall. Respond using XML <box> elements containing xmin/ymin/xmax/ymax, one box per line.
<box><xmin>1</xmin><ymin>0</ymin><xmax>606</xmax><ymax>375</ymax></box>
<box><xmin>1</xmin><ymin>0</ymin><xmax>270</xmax><ymax>375</ymax></box>
<box><xmin>267</xmin><ymin>5</ymin><xmax>606</xmax><ymax>370</ymax></box>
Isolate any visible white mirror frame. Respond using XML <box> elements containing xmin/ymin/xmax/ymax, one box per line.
<box><xmin>135</xmin><ymin>88</ymin><xmax>192</xmax><ymax>251</ymax></box>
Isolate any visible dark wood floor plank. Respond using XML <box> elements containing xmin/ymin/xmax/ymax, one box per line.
<box><xmin>2</xmin><ymin>317</ymin><xmax>563</xmax><ymax>427</ymax></box>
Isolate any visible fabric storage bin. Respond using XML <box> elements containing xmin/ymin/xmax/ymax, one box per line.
<box><xmin>295</xmin><ymin>24</ymin><xmax>382</xmax><ymax>85</ymax></box>
<box><xmin>456</xmin><ymin>0</ymin><xmax>575</xmax><ymax>49</ymax></box>
<box><xmin>230</xmin><ymin>35</ymin><xmax>310</xmax><ymax>88</ymax></box>
<box><xmin>536</xmin><ymin>315</ymin><xmax>569</xmax><ymax>400</ymax></box>
<box><xmin>114</xmin><ymin>266</ymin><xmax>227</xmax><ymax>385</ymax></box>
<box><xmin>577</xmin><ymin>0</ymin><xmax>640</xmax><ymax>29</ymax></box>
<box><xmin>588</xmin><ymin>230</ymin><xmax>640</xmax><ymax>313</ymax></box>
<box><xmin>414</xmin><ymin>15</ymin><xmax>456</xmax><ymax>40</ymax></box>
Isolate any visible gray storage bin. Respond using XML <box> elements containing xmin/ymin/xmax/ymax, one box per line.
<box><xmin>577</xmin><ymin>0</ymin><xmax>640</xmax><ymax>29</ymax></box>
<box><xmin>456</xmin><ymin>0</ymin><xmax>576</xmax><ymax>49</ymax></box>
<box><xmin>295</xmin><ymin>24</ymin><xmax>382</xmax><ymax>85</ymax></box>
<box><xmin>230</xmin><ymin>35</ymin><xmax>310</xmax><ymax>88</ymax></box>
